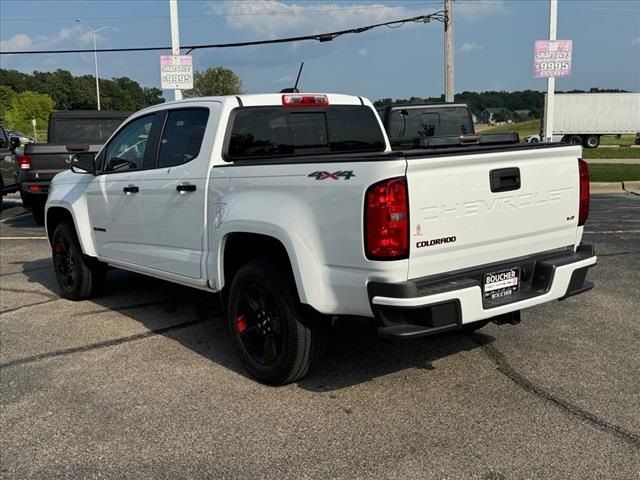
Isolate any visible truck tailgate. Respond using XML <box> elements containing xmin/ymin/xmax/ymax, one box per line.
<box><xmin>23</xmin><ymin>143</ymin><xmax>103</xmax><ymax>180</ymax></box>
<box><xmin>406</xmin><ymin>145</ymin><xmax>581</xmax><ymax>280</ymax></box>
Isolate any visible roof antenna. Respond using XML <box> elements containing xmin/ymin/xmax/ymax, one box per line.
<box><xmin>280</xmin><ymin>62</ymin><xmax>304</xmax><ymax>93</ymax></box>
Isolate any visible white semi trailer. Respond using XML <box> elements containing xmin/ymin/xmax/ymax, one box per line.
<box><xmin>529</xmin><ymin>93</ymin><xmax>640</xmax><ymax>148</ymax></box>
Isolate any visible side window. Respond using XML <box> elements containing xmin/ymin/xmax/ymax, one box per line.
<box><xmin>157</xmin><ymin>108</ymin><xmax>209</xmax><ymax>168</ymax></box>
<box><xmin>104</xmin><ymin>115</ymin><xmax>154</xmax><ymax>172</ymax></box>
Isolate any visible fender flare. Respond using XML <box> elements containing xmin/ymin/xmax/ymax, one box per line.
<box><xmin>45</xmin><ymin>199</ymin><xmax>97</xmax><ymax>257</ymax></box>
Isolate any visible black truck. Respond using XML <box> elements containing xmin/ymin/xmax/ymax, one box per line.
<box><xmin>377</xmin><ymin>103</ymin><xmax>519</xmax><ymax>149</ymax></box>
<box><xmin>19</xmin><ymin>110</ymin><xmax>130</xmax><ymax>223</ymax></box>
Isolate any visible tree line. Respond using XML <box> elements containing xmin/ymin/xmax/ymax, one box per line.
<box><xmin>0</xmin><ymin>67</ymin><xmax>246</xmax><ymax>133</ymax></box>
<box><xmin>0</xmin><ymin>64</ymin><xmax>629</xmax><ymax>133</ymax></box>
<box><xmin>374</xmin><ymin>88</ymin><xmax>630</xmax><ymax>121</ymax></box>
<box><xmin>0</xmin><ymin>68</ymin><xmax>164</xmax><ymax>112</ymax></box>
<box><xmin>0</xmin><ymin>68</ymin><xmax>165</xmax><ymax>133</ymax></box>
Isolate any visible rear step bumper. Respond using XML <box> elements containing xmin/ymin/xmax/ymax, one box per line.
<box><xmin>368</xmin><ymin>244</ymin><xmax>596</xmax><ymax>339</ymax></box>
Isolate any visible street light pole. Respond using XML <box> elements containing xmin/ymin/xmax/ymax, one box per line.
<box><xmin>75</xmin><ymin>19</ymin><xmax>108</xmax><ymax>111</ymax></box>
<box><xmin>444</xmin><ymin>0</ymin><xmax>454</xmax><ymax>102</ymax></box>
<box><xmin>169</xmin><ymin>0</ymin><xmax>183</xmax><ymax>101</ymax></box>
<box><xmin>543</xmin><ymin>0</ymin><xmax>557</xmax><ymax>142</ymax></box>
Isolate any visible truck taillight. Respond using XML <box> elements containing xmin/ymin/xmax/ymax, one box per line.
<box><xmin>282</xmin><ymin>94</ymin><xmax>329</xmax><ymax>107</ymax></box>
<box><xmin>578</xmin><ymin>159</ymin><xmax>590</xmax><ymax>226</ymax></box>
<box><xmin>365</xmin><ymin>177</ymin><xmax>409</xmax><ymax>260</ymax></box>
<box><xmin>18</xmin><ymin>155</ymin><xmax>32</xmax><ymax>171</ymax></box>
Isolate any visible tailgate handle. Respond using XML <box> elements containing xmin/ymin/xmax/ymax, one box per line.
<box><xmin>65</xmin><ymin>144</ymin><xmax>90</xmax><ymax>153</ymax></box>
<box><xmin>490</xmin><ymin>168</ymin><xmax>520</xmax><ymax>193</ymax></box>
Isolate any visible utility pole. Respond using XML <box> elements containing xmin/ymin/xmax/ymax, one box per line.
<box><xmin>169</xmin><ymin>0</ymin><xmax>183</xmax><ymax>101</ymax></box>
<box><xmin>75</xmin><ymin>19</ymin><xmax>108</xmax><ymax>110</ymax></box>
<box><xmin>543</xmin><ymin>0</ymin><xmax>557</xmax><ymax>142</ymax></box>
<box><xmin>444</xmin><ymin>0</ymin><xmax>454</xmax><ymax>102</ymax></box>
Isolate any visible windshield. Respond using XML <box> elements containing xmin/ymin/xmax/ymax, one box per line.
<box><xmin>227</xmin><ymin>105</ymin><xmax>385</xmax><ymax>160</ymax></box>
<box><xmin>50</xmin><ymin>118</ymin><xmax>127</xmax><ymax>143</ymax></box>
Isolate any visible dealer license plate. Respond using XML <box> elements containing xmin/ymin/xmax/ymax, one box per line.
<box><xmin>483</xmin><ymin>267</ymin><xmax>520</xmax><ymax>299</ymax></box>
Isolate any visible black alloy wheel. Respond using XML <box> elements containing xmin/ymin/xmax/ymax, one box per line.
<box><xmin>227</xmin><ymin>258</ymin><xmax>327</xmax><ymax>385</ymax></box>
<box><xmin>51</xmin><ymin>222</ymin><xmax>105</xmax><ymax>300</ymax></box>
<box><xmin>53</xmin><ymin>233</ymin><xmax>77</xmax><ymax>292</ymax></box>
<box><xmin>234</xmin><ymin>281</ymin><xmax>285</xmax><ymax>366</ymax></box>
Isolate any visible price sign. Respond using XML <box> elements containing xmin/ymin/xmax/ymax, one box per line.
<box><xmin>533</xmin><ymin>40</ymin><xmax>572</xmax><ymax>78</ymax></box>
<box><xmin>160</xmin><ymin>55</ymin><xmax>193</xmax><ymax>90</ymax></box>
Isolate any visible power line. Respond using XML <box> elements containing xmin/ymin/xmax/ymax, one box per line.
<box><xmin>0</xmin><ymin>12</ymin><xmax>447</xmax><ymax>56</ymax></box>
<box><xmin>0</xmin><ymin>2</ymin><xmax>443</xmax><ymax>22</ymax></box>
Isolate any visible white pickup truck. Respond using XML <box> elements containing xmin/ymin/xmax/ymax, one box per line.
<box><xmin>45</xmin><ymin>93</ymin><xmax>596</xmax><ymax>385</ymax></box>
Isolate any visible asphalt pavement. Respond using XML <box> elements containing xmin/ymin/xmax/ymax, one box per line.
<box><xmin>1</xmin><ymin>192</ymin><xmax>639</xmax><ymax>480</ymax></box>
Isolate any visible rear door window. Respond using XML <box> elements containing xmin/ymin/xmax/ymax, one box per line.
<box><xmin>227</xmin><ymin>105</ymin><xmax>385</xmax><ymax>160</ymax></box>
<box><xmin>157</xmin><ymin>108</ymin><xmax>209</xmax><ymax>168</ymax></box>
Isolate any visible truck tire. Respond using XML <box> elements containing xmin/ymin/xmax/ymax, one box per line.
<box><xmin>227</xmin><ymin>258</ymin><xmax>327</xmax><ymax>385</ymax></box>
<box><xmin>564</xmin><ymin>135</ymin><xmax>582</xmax><ymax>146</ymax></box>
<box><xmin>32</xmin><ymin>199</ymin><xmax>45</xmax><ymax>225</ymax></box>
<box><xmin>584</xmin><ymin>135</ymin><xmax>600</xmax><ymax>148</ymax></box>
<box><xmin>52</xmin><ymin>221</ymin><xmax>106</xmax><ymax>300</ymax></box>
<box><xmin>20</xmin><ymin>191</ymin><xmax>33</xmax><ymax>209</ymax></box>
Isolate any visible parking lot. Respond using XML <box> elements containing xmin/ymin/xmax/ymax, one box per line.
<box><xmin>1</xmin><ymin>192</ymin><xmax>639</xmax><ymax>479</ymax></box>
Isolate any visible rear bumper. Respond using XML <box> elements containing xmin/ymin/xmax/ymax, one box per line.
<box><xmin>21</xmin><ymin>182</ymin><xmax>49</xmax><ymax>196</ymax></box>
<box><xmin>368</xmin><ymin>244</ymin><xmax>596</xmax><ymax>338</ymax></box>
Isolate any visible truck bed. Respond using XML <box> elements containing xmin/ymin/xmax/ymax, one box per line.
<box><xmin>21</xmin><ymin>143</ymin><xmax>103</xmax><ymax>192</ymax></box>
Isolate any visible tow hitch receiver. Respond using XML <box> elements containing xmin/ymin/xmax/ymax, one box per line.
<box><xmin>491</xmin><ymin>311</ymin><xmax>521</xmax><ymax>325</ymax></box>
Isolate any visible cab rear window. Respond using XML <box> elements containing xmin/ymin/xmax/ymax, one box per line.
<box><xmin>226</xmin><ymin>106</ymin><xmax>385</xmax><ymax>160</ymax></box>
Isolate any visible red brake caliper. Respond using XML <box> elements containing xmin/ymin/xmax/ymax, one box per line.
<box><xmin>235</xmin><ymin>314</ymin><xmax>247</xmax><ymax>333</ymax></box>
<box><xmin>54</xmin><ymin>243</ymin><xmax>64</xmax><ymax>254</ymax></box>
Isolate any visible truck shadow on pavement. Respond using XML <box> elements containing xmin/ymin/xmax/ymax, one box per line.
<box><xmin>20</xmin><ymin>259</ymin><xmax>495</xmax><ymax>392</ymax></box>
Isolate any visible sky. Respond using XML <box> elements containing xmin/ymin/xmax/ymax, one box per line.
<box><xmin>1</xmin><ymin>0</ymin><xmax>639</xmax><ymax>102</ymax></box>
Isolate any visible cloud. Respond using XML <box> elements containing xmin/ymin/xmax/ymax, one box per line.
<box><xmin>206</xmin><ymin>0</ymin><xmax>507</xmax><ymax>38</ymax></box>
<box><xmin>457</xmin><ymin>42</ymin><xmax>483</xmax><ymax>53</ymax></box>
<box><xmin>632</xmin><ymin>37</ymin><xmax>640</xmax><ymax>46</ymax></box>
<box><xmin>358</xmin><ymin>48</ymin><xmax>368</xmax><ymax>56</ymax></box>
<box><xmin>456</xmin><ymin>0</ymin><xmax>508</xmax><ymax>20</ymax></box>
<box><xmin>0</xmin><ymin>25</ymin><xmax>103</xmax><ymax>53</ymax></box>
<box><xmin>206</xmin><ymin>1</ymin><xmax>422</xmax><ymax>38</ymax></box>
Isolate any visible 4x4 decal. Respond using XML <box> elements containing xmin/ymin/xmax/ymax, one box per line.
<box><xmin>308</xmin><ymin>170</ymin><xmax>355</xmax><ymax>180</ymax></box>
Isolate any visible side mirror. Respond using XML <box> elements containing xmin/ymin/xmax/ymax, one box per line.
<box><xmin>70</xmin><ymin>152</ymin><xmax>96</xmax><ymax>175</ymax></box>
<box><xmin>9</xmin><ymin>137</ymin><xmax>21</xmax><ymax>150</ymax></box>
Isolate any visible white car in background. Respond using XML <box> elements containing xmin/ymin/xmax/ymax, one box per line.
<box><xmin>7</xmin><ymin>130</ymin><xmax>34</xmax><ymax>144</ymax></box>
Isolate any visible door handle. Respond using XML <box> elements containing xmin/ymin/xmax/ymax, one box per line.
<box><xmin>176</xmin><ymin>183</ymin><xmax>196</xmax><ymax>193</ymax></box>
<box><xmin>490</xmin><ymin>168</ymin><xmax>520</xmax><ymax>193</ymax></box>
<box><xmin>123</xmin><ymin>185</ymin><xmax>139</xmax><ymax>194</ymax></box>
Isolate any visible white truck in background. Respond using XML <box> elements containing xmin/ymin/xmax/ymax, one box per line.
<box><xmin>45</xmin><ymin>93</ymin><xmax>597</xmax><ymax>385</ymax></box>
<box><xmin>526</xmin><ymin>93</ymin><xmax>640</xmax><ymax>148</ymax></box>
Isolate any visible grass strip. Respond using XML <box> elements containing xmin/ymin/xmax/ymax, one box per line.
<box><xmin>582</xmin><ymin>147</ymin><xmax>640</xmax><ymax>160</ymax></box>
<box><xmin>588</xmin><ymin>164</ymin><xmax>640</xmax><ymax>182</ymax></box>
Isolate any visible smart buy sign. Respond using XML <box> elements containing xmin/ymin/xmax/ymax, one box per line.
<box><xmin>160</xmin><ymin>55</ymin><xmax>193</xmax><ymax>90</ymax></box>
<box><xmin>533</xmin><ymin>40</ymin><xmax>572</xmax><ymax>78</ymax></box>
